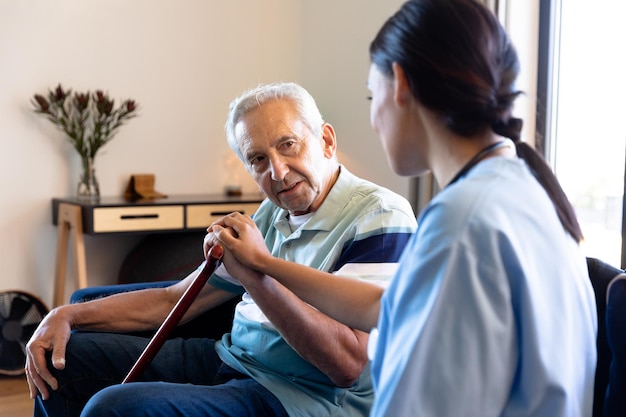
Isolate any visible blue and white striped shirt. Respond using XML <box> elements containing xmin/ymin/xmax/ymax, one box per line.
<box><xmin>211</xmin><ymin>166</ymin><xmax>417</xmax><ymax>417</ymax></box>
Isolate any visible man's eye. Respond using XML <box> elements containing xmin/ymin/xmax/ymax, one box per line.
<box><xmin>280</xmin><ymin>141</ymin><xmax>297</xmax><ymax>152</ymax></box>
<box><xmin>249</xmin><ymin>156</ymin><xmax>265</xmax><ymax>165</ymax></box>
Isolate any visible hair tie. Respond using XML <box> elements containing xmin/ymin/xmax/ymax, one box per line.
<box><xmin>492</xmin><ymin>117</ymin><xmax>523</xmax><ymax>141</ymax></box>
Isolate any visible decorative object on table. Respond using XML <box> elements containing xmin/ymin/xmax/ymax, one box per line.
<box><xmin>0</xmin><ymin>291</ymin><xmax>49</xmax><ymax>376</ymax></box>
<box><xmin>223</xmin><ymin>153</ymin><xmax>243</xmax><ymax>196</ymax></box>
<box><xmin>224</xmin><ymin>184</ymin><xmax>243</xmax><ymax>196</ymax></box>
<box><xmin>31</xmin><ymin>84</ymin><xmax>139</xmax><ymax>199</ymax></box>
<box><xmin>124</xmin><ymin>173</ymin><xmax>167</xmax><ymax>201</ymax></box>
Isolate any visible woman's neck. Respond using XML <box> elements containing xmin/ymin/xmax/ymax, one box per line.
<box><xmin>431</xmin><ymin>133</ymin><xmax>514</xmax><ymax>188</ymax></box>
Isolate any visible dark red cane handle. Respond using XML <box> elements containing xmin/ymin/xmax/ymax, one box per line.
<box><xmin>122</xmin><ymin>245</ymin><xmax>224</xmax><ymax>383</ymax></box>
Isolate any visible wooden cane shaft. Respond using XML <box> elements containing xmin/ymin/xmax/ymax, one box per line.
<box><xmin>122</xmin><ymin>245</ymin><xmax>223</xmax><ymax>383</ymax></box>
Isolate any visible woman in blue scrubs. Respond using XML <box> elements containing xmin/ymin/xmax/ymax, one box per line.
<box><xmin>208</xmin><ymin>1</ymin><xmax>597</xmax><ymax>416</ymax></box>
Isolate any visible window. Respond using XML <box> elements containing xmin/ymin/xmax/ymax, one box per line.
<box><xmin>538</xmin><ymin>0</ymin><xmax>626</xmax><ymax>267</ymax></box>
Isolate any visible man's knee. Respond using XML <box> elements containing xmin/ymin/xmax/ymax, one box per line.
<box><xmin>81</xmin><ymin>384</ymin><xmax>141</xmax><ymax>417</ymax></box>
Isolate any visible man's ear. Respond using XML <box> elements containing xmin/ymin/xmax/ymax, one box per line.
<box><xmin>320</xmin><ymin>123</ymin><xmax>337</xmax><ymax>159</ymax></box>
<box><xmin>392</xmin><ymin>62</ymin><xmax>411</xmax><ymax>106</ymax></box>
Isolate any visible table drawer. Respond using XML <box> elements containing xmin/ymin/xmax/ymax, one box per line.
<box><xmin>186</xmin><ymin>203</ymin><xmax>261</xmax><ymax>228</ymax></box>
<box><xmin>92</xmin><ymin>206</ymin><xmax>184</xmax><ymax>233</ymax></box>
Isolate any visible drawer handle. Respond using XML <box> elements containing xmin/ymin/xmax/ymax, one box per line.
<box><xmin>120</xmin><ymin>214</ymin><xmax>159</xmax><ymax>220</ymax></box>
<box><xmin>210</xmin><ymin>210</ymin><xmax>244</xmax><ymax>216</ymax></box>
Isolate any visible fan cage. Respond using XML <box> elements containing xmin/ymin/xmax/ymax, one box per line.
<box><xmin>0</xmin><ymin>291</ymin><xmax>49</xmax><ymax>376</ymax></box>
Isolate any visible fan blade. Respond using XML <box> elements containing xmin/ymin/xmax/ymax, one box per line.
<box><xmin>8</xmin><ymin>295</ymin><xmax>31</xmax><ymax>321</ymax></box>
<box><xmin>20</xmin><ymin>304</ymin><xmax>45</xmax><ymax>326</ymax></box>
<box><xmin>0</xmin><ymin>293</ymin><xmax>13</xmax><ymax>319</ymax></box>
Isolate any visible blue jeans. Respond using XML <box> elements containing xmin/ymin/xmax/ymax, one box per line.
<box><xmin>34</xmin><ymin>332</ymin><xmax>287</xmax><ymax>417</ymax></box>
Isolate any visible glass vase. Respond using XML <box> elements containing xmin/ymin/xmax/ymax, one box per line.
<box><xmin>77</xmin><ymin>156</ymin><xmax>100</xmax><ymax>199</ymax></box>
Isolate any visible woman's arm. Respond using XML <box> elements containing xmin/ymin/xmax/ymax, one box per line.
<box><xmin>209</xmin><ymin>213</ymin><xmax>383</xmax><ymax>331</ymax></box>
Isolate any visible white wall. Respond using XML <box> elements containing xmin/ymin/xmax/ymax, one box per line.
<box><xmin>502</xmin><ymin>0</ymin><xmax>539</xmax><ymax>147</ymax></box>
<box><xmin>0</xmin><ymin>0</ymin><xmax>408</xmax><ymax>306</ymax></box>
<box><xmin>300</xmin><ymin>0</ymin><xmax>407</xmax><ymax>193</ymax></box>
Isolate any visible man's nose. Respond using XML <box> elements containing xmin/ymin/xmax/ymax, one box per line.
<box><xmin>269</xmin><ymin>156</ymin><xmax>289</xmax><ymax>182</ymax></box>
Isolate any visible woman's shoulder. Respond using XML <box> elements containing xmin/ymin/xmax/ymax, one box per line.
<box><xmin>419</xmin><ymin>157</ymin><xmax>552</xmax><ymax>240</ymax></box>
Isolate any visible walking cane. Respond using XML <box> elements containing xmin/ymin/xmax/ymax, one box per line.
<box><xmin>122</xmin><ymin>245</ymin><xmax>223</xmax><ymax>383</ymax></box>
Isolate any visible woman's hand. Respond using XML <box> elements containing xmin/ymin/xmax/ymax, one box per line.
<box><xmin>206</xmin><ymin>212</ymin><xmax>272</xmax><ymax>272</ymax></box>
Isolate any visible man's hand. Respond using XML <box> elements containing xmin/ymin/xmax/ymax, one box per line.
<box><xmin>24</xmin><ymin>307</ymin><xmax>72</xmax><ymax>400</ymax></box>
<box><xmin>206</xmin><ymin>212</ymin><xmax>272</xmax><ymax>272</ymax></box>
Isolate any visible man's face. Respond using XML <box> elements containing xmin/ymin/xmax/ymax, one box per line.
<box><xmin>235</xmin><ymin>99</ymin><xmax>337</xmax><ymax>215</ymax></box>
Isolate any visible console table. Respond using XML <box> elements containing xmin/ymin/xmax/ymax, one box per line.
<box><xmin>51</xmin><ymin>194</ymin><xmax>264</xmax><ymax>306</ymax></box>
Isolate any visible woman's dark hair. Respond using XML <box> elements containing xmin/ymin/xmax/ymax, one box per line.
<box><xmin>370</xmin><ymin>0</ymin><xmax>583</xmax><ymax>242</ymax></box>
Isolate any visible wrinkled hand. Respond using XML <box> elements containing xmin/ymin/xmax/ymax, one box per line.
<box><xmin>206</xmin><ymin>212</ymin><xmax>272</xmax><ymax>273</ymax></box>
<box><xmin>24</xmin><ymin>308</ymin><xmax>72</xmax><ymax>400</ymax></box>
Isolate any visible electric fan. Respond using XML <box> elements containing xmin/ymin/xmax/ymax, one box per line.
<box><xmin>0</xmin><ymin>291</ymin><xmax>49</xmax><ymax>376</ymax></box>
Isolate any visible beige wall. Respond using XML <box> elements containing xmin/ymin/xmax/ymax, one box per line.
<box><xmin>299</xmin><ymin>1</ymin><xmax>406</xmax><ymax>191</ymax></box>
<box><xmin>0</xmin><ymin>0</ymin><xmax>537</xmax><ymax>306</ymax></box>
<box><xmin>0</xmin><ymin>0</ymin><xmax>407</xmax><ymax>305</ymax></box>
<box><xmin>502</xmin><ymin>0</ymin><xmax>540</xmax><ymax>147</ymax></box>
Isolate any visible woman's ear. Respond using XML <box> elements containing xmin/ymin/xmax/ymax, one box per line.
<box><xmin>392</xmin><ymin>62</ymin><xmax>412</xmax><ymax>106</ymax></box>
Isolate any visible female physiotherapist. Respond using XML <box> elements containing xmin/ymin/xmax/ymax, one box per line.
<box><xmin>207</xmin><ymin>0</ymin><xmax>597</xmax><ymax>416</ymax></box>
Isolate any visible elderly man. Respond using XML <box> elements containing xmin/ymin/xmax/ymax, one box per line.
<box><xmin>26</xmin><ymin>82</ymin><xmax>417</xmax><ymax>417</ymax></box>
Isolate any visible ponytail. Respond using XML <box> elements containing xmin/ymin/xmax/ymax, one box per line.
<box><xmin>514</xmin><ymin>141</ymin><xmax>583</xmax><ymax>242</ymax></box>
